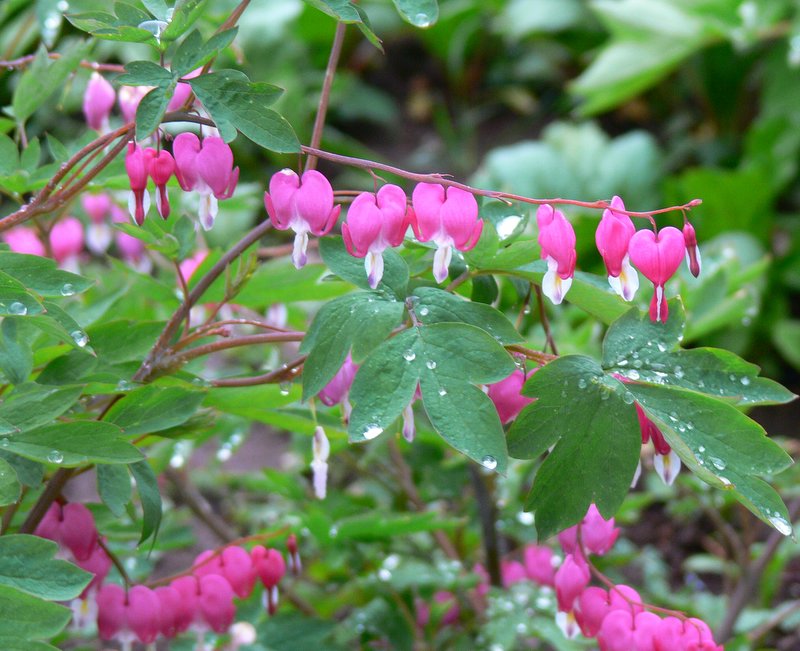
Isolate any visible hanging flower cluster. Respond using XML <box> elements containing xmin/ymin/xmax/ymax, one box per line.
<box><xmin>33</xmin><ymin>500</ymin><xmax>294</xmax><ymax>649</ymax></box>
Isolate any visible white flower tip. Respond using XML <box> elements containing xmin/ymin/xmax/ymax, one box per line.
<box><xmin>365</xmin><ymin>250</ymin><xmax>384</xmax><ymax>289</ymax></box>
<box><xmin>654</xmin><ymin>449</ymin><xmax>681</xmax><ymax>486</ymax></box>
<box><xmin>432</xmin><ymin>245</ymin><xmax>452</xmax><ymax>283</ymax></box>
<box><xmin>555</xmin><ymin>610</ymin><xmax>580</xmax><ymax>640</ymax></box>
<box><xmin>542</xmin><ymin>266</ymin><xmax>572</xmax><ymax>305</ymax></box>
<box><xmin>292</xmin><ymin>231</ymin><xmax>309</xmax><ymax>269</ymax></box>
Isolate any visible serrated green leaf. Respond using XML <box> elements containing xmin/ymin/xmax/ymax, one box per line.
<box><xmin>349</xmin><ymin>323</ymin><xmax>515</xmax><ymax>472</ymax></box>
<box><xmin>391</xmin><ymin>0</ymin><xmax>438</xmax><ymax>27</ymax></box>
<box><xmin>0</xmin><ymin>535</ymin><xmax>91</xmax><ymax>600</ymax></box>
<box><xmin>0</xmin><ymin>584</ymin><xmax>71</xmax><ymax>640</ymax></box>
<box><xmin>0</xmin><ymin>457</ymin><xmax>21</xmax><ymax>506</ymax></box>
<box><xmin>129</xmin><ymin>459</ymin><xmax>162</xmax><ymax>545</ymax></box>
<box><xmin>411</xmin><ymin>286</ymin><xmax>523</xmax><ymax>344</ymax></box>
<box><xmin>188</xmin><ymin>71</ymin><xmax>298</xmax><ymax>152</ymax></box>
<box><xmin>105</xmin><ymin>385</ymin><xmax>206</xmax><ymax>436</ymax></box>
<box><xmin>0</xmin><ymin>252</ymin><xmax>93</xmax><ymax>297</ymax></box>
<box><xmin>97</xmin><ymin>463</ymin><xmax>132</xmax><ymax>516</ymax></box>
<box><xmin>507</xmin><ymin>355</ymin><xmax>641</xmax><ymax>540</ymax></box>
<box><xmin>603</xmin><ymin>301</ymin><xmax>796</xmax><ymax>406</ymax></box>
<box><xmin>2</xmin><ymin>421</ymin><xmax>143</xmax><ymax>466</ymax></box>
<box><xmin>301</xmin><ymin>291</ymin><xmax>404</xmax><ymax>399</ymax></box>
<box><xmin>0</xmin><ymin>384</ymin><xmax>83</xmax><ymax>432</ymax></box>
<box><xmin>319</xmin><ymin>236</ymin><xmax>409</xmax><ymax>298</ymax></box>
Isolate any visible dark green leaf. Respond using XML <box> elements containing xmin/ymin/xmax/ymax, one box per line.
<box><xmin>300</xmin><ymin>292</ymin><xmax>404</xmax><ymax>400</ymax></box>
<box><xmin>105</xmin><ymin>385</ymin><xmax>206</xmax><ymax>436</ymax></box>
<box><xmin>172</xmin><ymin>28</ymin><xmax>237</xmax><ymax>77</ymax></box>
<box><xmin>349</xmin><ymin>323</ymin><xmax>515</xmax><ymax>472</ymax></box>
<box><xmin>116</xmin><ymin>60</ymin><xmax>173</xmax><ymax>86</ymax></box>
<box><xmin>319</xmin><ymin>236</ymin><xmax>409</xmax><ymax>299</ymax></box>
<box><xmin>3</xmin><ymin>421</ymin><xmax>143</xmax><ymax>466</ymax></box>
<box><xmin>0</xmin><ymin>272</ymin><xmax>44</xmax><ymax>317</ymax></box>
<box><xmin>334</xmin><ymin>511</ymin><xmax>460</xmax><ymax>540</ymax></box>
<box><xmin>0</xmin><ymin>535</ymin><xmax>91</xmax><ymax>600</ymax></box>
<box><xmin>391</xmin><ymin>0</ymin><xmax>439</xmax><ymax>27</ymax></box>
<box><xmin>0</xmin><ymin>451</ymin><xmax>43</xmax><ymax>487</ymax></box>
<box><xmin>26</xmin><ymin>301</ymin><xmax>95</xmax><ymax>355</ymax></box>
<box><xmin>20</xmin><ymin>139</ymin><xmax>40</xmax><ymax>173</ymax></box>
<box><xmin>135</xmin><ymin>84</ymin><xmax>174</xmax><ymax>140</ymax></box>
<box><xmin>189</xmin><ymin>71</ymin><xmax>298</xmax><ymax>152</ymax></box>
<box><xmin>0</xmin><ymin>457</ymin><xmax>21</xmax><ymax>506</ymax></box>
<box><xmin>0</xmin><ymin>134</ymin><xmax>19</xmax><ymax>176</ymax></box>
<box><xmin>603</xmin><ymin>301</ymin><xmax>796</xmax><ymax>406</ymax></box>
<box><xmin>0</xmin><ymin>252</ymin><xmax>93</xmax><ymax>297</ymax></box>
<box><xmin>507</xmin><ymin>355</ymin><xmax>641</xmax><ymax>540</ymax></box>
<box><xmin>97</xmin><ymin>464</ymin><xmax>132</xmax><ymax>516</ymax></box>
<box><xmin>161</xmin><ymin>0</ymin><xmax>209</xmax><ymax>42</ymax></box>
<box><xmin>0</xmin><ymin>319</ymin><xmax>33</xmax><ymax>385</ymax></box>
<box><xmin>129</xmin><ymin>460</ymin><xmax>162</xmax><ymax>545</ymax></box>
<box><xmin>411</xmin><ymin>287</ymin><xmax>523</xmax><ymax>344</ymax></box>
<box><xmin>0</xmin><ymin>384</ymin><xmax>83</xmax><ymax>432</ymax></box>
<box><xmin>0</xmin><ymin>584</ymin><xmax>71</xmax><ymax>640</ymax></box>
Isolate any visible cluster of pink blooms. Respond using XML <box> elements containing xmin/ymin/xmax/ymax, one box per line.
<box><xmin>264</xmin><ymin>170</ymin><xmax>482</xmax><ymax>285</ymax></box>
<box><xmin>488</xmin><ymin>367</ymin><xmax>682</xmax><ymax>486</ymax></box>
<box><xmin>32</xmin><ymin>499</ymin><xmax>295</xmax><ymax>649</ymax></box>
<box><xmin>542</xmin><ymin>196</ymin><xmax>700</xmax><ymax>321</ymax></box>
<box><xmin>546</xmin><ymin>505</ymin><xmax>722</xmax><ymax>650</ymax></box>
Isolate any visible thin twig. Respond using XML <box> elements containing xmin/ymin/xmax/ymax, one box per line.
<box><xmin>534</xmin><ymin>285</ymin><xmax>558</xmax><ymax>355</ymax></box>
<box><xmin>210</xmin><ymin>355</ymin><xmax>306</xmax><ymax>387</ymax></box>
<box><xmin>97</xmin><ymin>537</ymin><xmax>132</xmax><ymax>587</ymax></box>
<box><xmin>164</xmin><ymin>466</ymin><xmax>238</xmax><ymax>542</ymax></box>
<box><xmin>166</xmin><ymin>331</ymin><xmax>305</xmax><ymax>365</ymax></box>
<box><xmin>469</xmin><ymin>466</ymin><xmax>501</xmax><ymax>587</ymax></box>
<box><xmin>0</xmin><ymin>52</ymin><xmax>125</xmax><ymax>72</ymax></box>
<box><xmin>305</xmin><ymin>22</ymin><xmax>346</xmax><ymax>172</ymax></box>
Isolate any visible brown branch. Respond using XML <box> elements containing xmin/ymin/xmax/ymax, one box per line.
<box><xmin>534</xmin><ymin>285</ymin><xmax>558</xmax><ymax>355</ymax></box>
<box><xmin>164</xmin><ymin>466</ymin><xmax>237</xmax><ymax>542</ymax></box>
<box><xmin>469</xmin><ymin>466</ymin><xmax>501</xmax><ymax>587</ymax></box>
<box><xmin>210</xmin><ymin>355</ymin><xmax>306</xmax><ymax>388</ymax></box>
<box><xmin>166</xmin><ymin>331</ymin><xmax>305</xmax><ymax>365</ymax></box>
<box><xmin>305</xmin><ymin>22</ymin><xmax>346</xmax><ymax>172</ymax></box>
<box><xmin>19</xmin><ymin>468</ymin><xmax>74</xmax><ymax>534</ymax></box>
<box><xmin>0</xmin><ymin>53</ymin><xmax>125</xmax><ymax>72</ymax></box>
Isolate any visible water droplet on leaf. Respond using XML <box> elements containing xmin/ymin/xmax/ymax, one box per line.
<box><xmin>47</xmin><ymin>450</ymin><xmax>64</xmax><ymax>464</ymax></box>
<box><xmin>481</xmin><ymin>455</ymin><xmax>498</xmax><ymax>470</ymax></box>
<box><xmin>622</xmin><ymin>392</ymin><xmax>635</xmax><ymax>405</ymax></box>
<box><xmin>426</xmin><ymin>360</ymin><xmax>437</xmax><ymax>369</ymax></box>
<box><xmin>8</xmin><ymin>302</ymin><xmax>27</xmax><ymax>315</ymax></box>
<box><xmin>403</xmin><ymin>350</ymin><xmax>416</xmax><ymax>362</ymax></box>
<box><xmin>363</xmin><ymin>425</ymin><xmax>383</xmax><ymax>440</ymax></box>
<box><xmin>419</xmin><ymin>307</ymin><xmax>429</xmax><ymax>316</ymax></box>
<box><xmin>577</xmin><ymin>378</ymin><xmax>587</xmax><ymax>389</ymax></box>
<box><xmin>70</xmin><ymin>330</ymin><xmax>89</xmax><ymax>347</ymax></box>
<box><xmin>60</xmin><ymin>283</ymin><xmax>76</xmax><ymax>296</ymax></box>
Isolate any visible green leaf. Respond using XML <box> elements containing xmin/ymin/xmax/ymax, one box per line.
<box><xmin>129</xmin><ymin>460</ymin><xmax>162</xmax><ymax>545</ymax></box>
<box><xmin>135</xmin><ymin>84</ymin><xmax>174</xmax><ymax>140</ymax></box>
<box><xmin>0</xmin><ymin>252</ymin><xmax>93</xmax><ymax>297</ymax></box>
<box><xmin>105</xmin><ymin>385</ymin><xmax>206</xmax><ymax>436</ymax></box>
<box><xmin>3</xmin><ymin>421</ymin><xmax>143</xmax><ymax>466</ymax></box>
<box><xmin>0</xmin><ymin>272</ymin><xmax>44</xmax><ymax>317</ymax></box>
<box><xmin>0</xmin><ymin>584</ymin><xmax>71</xmax><ymax>640</ymax></box>
<box><xmin>319</xmin><ymin>236</ymin><xmax>409</xmax><ymax>299</ymax></box>
<box><xmin>115</xmin><ymin>60</ymin><xmax>173</xmax><ymax>86</ymax></box>
<box><xmin>334</xmin><ymin>511</ymin><xmax>460</xmax><ymax>540</ymax></box>
<box><xmin>0</xmin><ymin>319</ymin><xmax>33</xmax><ymax>385</ymax></box>
<box><xmin>303</xmin><ymin>0</ymin><xmax>383</xmax><ymax>50</ymax></box>
<box><xmin>161</xmin><ymin>0</ymin><xmax>209</xmax><ymax>42</ymax></box>
<box><xmin>0</xmin><ymin>451</ymin><xmax>43</xmax><ymax>487</ymax></box>
<box><xmin>300</xmin><ymin>291</ymin><xmax>404</xmax><ymax>400</ymax></box>
<box><xmin>188</xmin><ymin>71</ymin><xmax>298</xmax><ymax>152</ymax></box>
<box><xmin>603</xmin><ymin>301</ymin><xmax>796</xmax><ymax>406</ymax></box>
<box><xmin>0</xmin><ymin>384</ymin><xmax>83</xmax><ymax>432</ymax></box>
<box><xmin>0</xmin><ymin>639</ymin><xmax>57</xmax><ymax>651</ymax></box>
<box><xmin>507</xmin><ymin>355</ymin><xmax>641</xmax><ymax>540</ymax></box>
<box><xmin>25</xmin><ymin>301</ymin><xmax>95</xmax><ymax>355</ymax></box>
<box><xmin>12</xmin><ymin>42</ymin><xmax>89</xmax><ymax>123</ymax></box>
<box><xmin>97</xmin><ymin>464</ymin><xmax>132</xmax><ymax>516</ymax></box>
<box><xmin>204</xmin><ymin>384</ymin><xmax>301</xmax><ymax>420</ymax></box>
<box><xmin>172</xmin><ymin>28</ymin><xmax>237</xmax><ymax>77</ymax></box>
<box><xmin>0</xmin><ymin>133</ymin><xmax>20</xmax><ymax>176</ymax></box>
<box><xmin>0</xmin><ymin>535</ymin><xmax>91</xmax><ymax>601</ymax></box>
<box><xmin>0</xmin><ymin>457</ymin><xmax>21</xmax><ymax>506</ymax></box>
<box><xmin>391</xmin><ymin>0</ymin><xmax>438</xmax><ymax>27</ymax></box>
<box><xmin>629</xmin><ymin>383</ymin><xmax>793</xmax><ymax>531</ymax></box>
<box><xmin>20</xmin><ymin>139</ymin><xmax>41</xmax><ymax>173</ymax></box>
<box><xmin>349</xmin><ymin>323</ymin><xmax>515</xmax><ymax>472</ymax></box>
<box><xmin>411</xmin><ymin>287</ymin><xmax>523</xmax><ymax>344</ymax></box>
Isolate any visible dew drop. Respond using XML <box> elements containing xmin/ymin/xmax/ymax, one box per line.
<box><xmin>426</xmin><ymin>360</ymin><xmax>437</xmax><ymax>370</ymax></box>
<box><xmin>57</xmin><ymin>0</ymin><xmax>69</xmax><ymax>9</ymax></box>
<box><xmin>47</xmin><ymin>450</ymin><xmax>64</xmax><ymax>464</ymax></box>
<box><xmin>729</xmin><ymin>374</ymin><xmax>736</xmax><ymax>382</ymax></box>
<box><xmin>438</xmin><ymin>388</ymin><xmax>447</xmax><ymax>396</ymax></box>
<box><xmin>419</xmin><ymin>307</ymin><xmax>429</xmax><ymax>316</ymax></box>
<box><xmin>403</xmin><ymin>350</ymin><xmax>416</xmax><ymax>362</ymax></box>
<box><xmin>718</xmin><ymin>476</ymin><xmax>732</xmax><ymax>487</ymax></box>
<box><xmin>710</xmin><ymin>457</ymin><xmax>727</xmax><ymax>470</ymax></box>
<box><xmin>0</xmin><ymin>438</ymin><xmax>8</xmax><ymax>447</ymax></box>
<box><xmin>577</xmin><ymin>378</ymin><xmax>587</xmax><ymax>389</ymax></box>
<box><xmin>633</xmin><ymin>359</ymin><xmax>643</xmax><ymax>369</ymax></box>
<box><xmin>622</xmin><ymin>392</ymin><xmax>635</xmax><ymax>405</ymax></box>
<box><xmin>632</xmin><ymin>352</ymin><xmax>639</xmax><ymax>359</ymax></box>
<box><xmin>377</xmin><ymin>568</ymin><xmax>391</xmax><ymax>581</ymax></box>
<box><xmin>741</xmin><ymin>377</ymin><xmax>751</xmax><ymax>386</ymax></box>
<box><xmin>279</xmin><ymin>382</ymin><xmax>291</xmax><ymax>396</ymax></box>
<box><xmin>70</xmin><ymin>330</ymin><xmax>89</xmax><ymax>348</ymax></box>
<box><xmin>216</xmin><ymin>446</ymin><xmax>232</xmax><ymax>462</ymax></box>
<box><xmin>363</xmin><ymin>425</ymin><xmax>383</xmax><ymax>440</ymax></box>
<box><xmin>698</xmin><ymin>445</ymin><xmax>706</xmax><ymax>453</ymax></box>
<box><xmin>657</xmin><ymin>342</ymin><xmax>667</xmax><ymax>353</ymax></box>
<box><xmin>60</xmin><ymin>283</ymin><xmax>76</xmax><ymax>297</ymax></box>
<box><xmin>116</xmin><ymin>380</ymin><xmax>131</xmax><ymax>392</ymax></box>
<box><xmin>329</xmin><ymin>526</ymin><xmax>339</xmax><ymax>538</ymax></box>
<box><xmin>674</xmin><ymin>365</ymin><xmax>684</xmax><ymax>379</ymax></box>
<box><xmin>8</xmin><ymin>301</ymin><xmax>27</xmax><ymax>315</ymax></box>
<box><xmin>414</xmin><ymin>12</ymin><xmax>431</xmax><ymax>27</ymax></box>
<box><xmin>481</xmin><ymin>455</ymin><xmax>498</xmax><ymax>470</ymax></box>
<box><xmin>516</xmin><ymin>511</ymin><xmax>534</xmax><ymax>525</ymax></box>
<box><xmin>628</xmin><ymin>370</ymin><xmax>640</xmax><ymax>380</ymax></box>
<box><xmin>768</xmin><ymin>515</ymin><xmax>793</xmax><ymax>537</ymax></box>
<box><xmin>617</xmin><ymin>359</ymin><xmax>629</xmax><ymax>367</ymax></box>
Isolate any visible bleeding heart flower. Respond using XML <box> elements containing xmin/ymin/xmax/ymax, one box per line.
<box><xmin>264</xmin><ymin>169</ymin><xmax>341</xmax><ymax>269</ymax></box>
<box><xmin>410</xmin><ymin>183</ymin><xmax>482</xmax><ymax>283</ymax></box>
<box><xmin>537</xmin><ymin>204</ymin><xmax>576</xmax><ymax>305</ymax></box>
<box><xmin>3</xmin><ymin>226</ymin><xmax>45</xmax><ymax>256</ymax></box>
<box><xmin>342</xmin><ymin>184</ymin><xmax>410</xmax><ymax>288</ymax></box>
<box><xmin>628</xmin><ymin>227</ymin><xmax>685</xmax><ymax>323</ymax></box>
<box><xmin>83</xmin><ymin>72</ymin><xmax>116</xmax><ymax>133</ymax></box>
<box><xmin>595</xmin><ymin>196</ymin><xmax>639</xmax><ymax>301</ymax></box>
<box><xmin>683</xmin><ymin>221</ymin><xmax>701</xmax><ymax>277</ymax></box>
<box><xmin>96</xmin><ymin>583</ymin><xmax>162</xmax><ymax>646</ymax></box>
<box><xmin>125</xmin><ymin>142</ymin><xmax>151</xmax><ymax>226</ymax></box>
